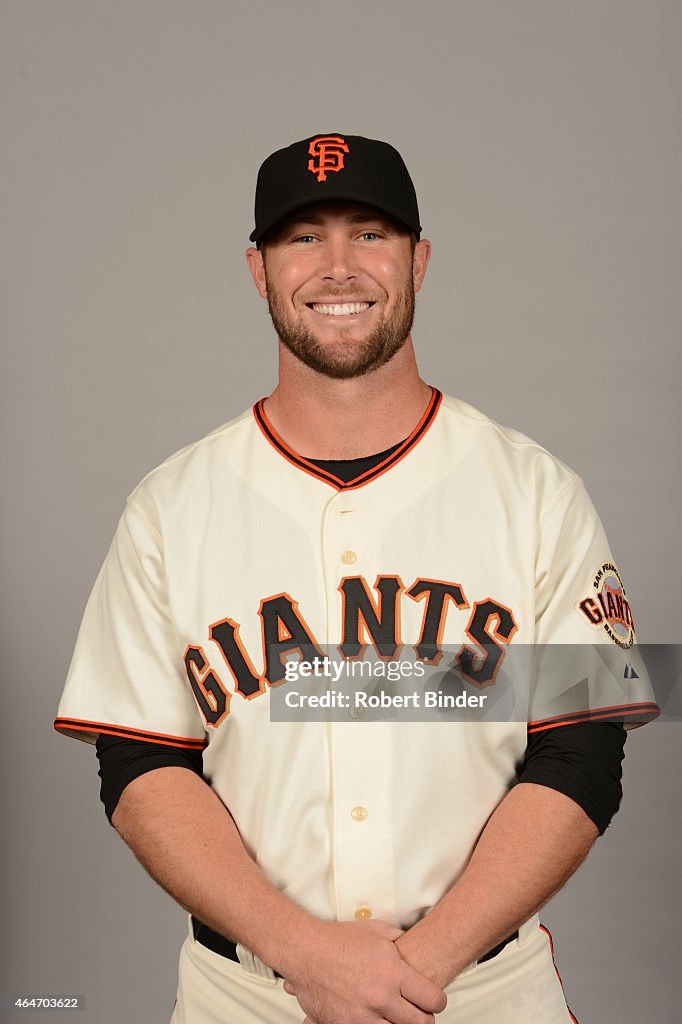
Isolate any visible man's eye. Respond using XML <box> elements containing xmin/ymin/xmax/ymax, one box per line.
<box><xmin>294</xmin><ymin>235</ymin><xmax>316</xmax><ymax>243</ymax></box>
<box><xmin>360</xmin><ymin>231</ymin><xmax>380</xmax><ymax>241</ymax></box>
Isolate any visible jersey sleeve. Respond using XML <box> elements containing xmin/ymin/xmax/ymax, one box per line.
<box><xmin>528</xmin><ymin>475</ymin><xmax>659</xmax><ymax>733</ymax></box>
<box><xmin>54</xmin><ymin>498</ymin><xmax>207</xmax><ymax>750</ymax></box>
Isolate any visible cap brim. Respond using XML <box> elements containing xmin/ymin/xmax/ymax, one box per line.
<box><xmin>249</xmin><ymin>194</ymin><xmax>421</xmax><ymax>244</ymax></box>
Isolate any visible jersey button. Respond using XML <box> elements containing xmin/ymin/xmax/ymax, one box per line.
<box><xmin>354</xmin><ymin>907</ymin><xmax>372</xmax><ymax>920</ymax></box>
<box><xmin>351</xmin><ymin>805</ymin><xmax>368</xmax><ymax>822</ymax></box>
<box><xmin>341</xmin><ymin>550</ymin><xmax>357</xmax><ymax>565</ymax></box>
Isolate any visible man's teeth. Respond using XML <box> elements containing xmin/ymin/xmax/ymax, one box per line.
<box><xmin>311</xmin><ymin>302</ymin><xmax>371</xmax><ymax>316</ymax></box>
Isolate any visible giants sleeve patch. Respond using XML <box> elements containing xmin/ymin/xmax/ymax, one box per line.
<box><xmin>577</xmin><ymin>562</ymin><xmax>636</xmax><ymax>648</ymax></box>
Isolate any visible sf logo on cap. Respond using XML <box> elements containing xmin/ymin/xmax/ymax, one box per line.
<box><xmin>308</xmin><ymin>135</ymin><xmax>349</xmax><ymax>182</ymax></box>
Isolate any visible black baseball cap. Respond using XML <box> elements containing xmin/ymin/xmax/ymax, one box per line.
<box><xmin>249</xmin><ymin>132</ymin><xmax>422</xmax><ymax>246</ymax></box>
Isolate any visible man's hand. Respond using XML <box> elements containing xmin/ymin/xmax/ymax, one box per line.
<box><xmin>394</xmin><ymin>929</ymin><xmax>453</xmax><ymax>991</ymax></box>
<box><xmin>281</xmin><ymin>918</ymin><xmax>447</xmax><ymax>1024</ymax></box>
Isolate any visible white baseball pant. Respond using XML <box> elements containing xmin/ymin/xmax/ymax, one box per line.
<box><xmin>170</xmin><ymin>913</ymin><xmax>578</xmax><ymax>1023</ymax></box>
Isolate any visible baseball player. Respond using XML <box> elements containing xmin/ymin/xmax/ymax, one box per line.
<box><xmin>55</xmin><ymin>133</ymin><xmax>659</xmax><ymax>1024</ymax></box>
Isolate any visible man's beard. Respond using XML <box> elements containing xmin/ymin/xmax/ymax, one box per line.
<box><xmin>264</xmin><ymin>275</ymin><xmax>416</xmax><ymax>380</ymax></box>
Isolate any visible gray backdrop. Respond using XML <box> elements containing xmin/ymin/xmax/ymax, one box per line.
<box><xmin>2</xmin><ymin>1</ymin><xmax>680</xmax><ymax>1022</ymax></box>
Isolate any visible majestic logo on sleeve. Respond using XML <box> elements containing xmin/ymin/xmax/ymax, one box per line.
<box><xmin>307</xmin><ymin>135</ymin><xmax>349</xmax><ymax>182</ymax></box>
<box><xmin>577</xmin><ymin>562</ymin><xmax>636</xmax><ymax>648</ymax></box>
<box><xmin>183</xmin><ymin>574</ymin><xmax>518</xmax><ymax>727</ymax></box>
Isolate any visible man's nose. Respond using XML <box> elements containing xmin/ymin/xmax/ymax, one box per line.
<box><xmin>319</xmin><ymin>235</ymin><xmax>358</xmax><ymax>281</ymax></box>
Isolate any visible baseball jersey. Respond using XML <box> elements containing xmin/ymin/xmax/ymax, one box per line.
<box><xmin>55</xmin><ymin>388</ymin><xmax>658</xmax><ymax>929</ymax></box>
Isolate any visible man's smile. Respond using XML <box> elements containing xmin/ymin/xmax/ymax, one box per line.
<box><xmin>305</xmin><ymin>301</ymin><xmax>377</xmax><ymax>319</ymax></box>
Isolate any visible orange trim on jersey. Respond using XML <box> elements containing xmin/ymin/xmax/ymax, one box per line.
<box><xmin>53</xmin><ymin>717</ymin><xmax>207</xmax><ymax>749</ymax></box>
<box><xmin>253</xmin><ymin>387</ymin><xmax>442</xmax><ymax>491</ymax></box>
<box><xmin>538</xmin><ymin>924</ymin><xmax>580</xmax><ymax>1023</ymax></box>
<box><xmin>527</xmin><ymin>700</ymin><xmax>660</xmax><ymax>733</ymax></box>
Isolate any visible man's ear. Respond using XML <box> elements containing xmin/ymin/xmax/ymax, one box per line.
<box><xmin>412</xmin><ymin>239</ymin><xmax>431</xmax><ymax>294</ymax></box>
<box><xmin>246</xmin><ymin>247</ymin><xmax>268</xmax><ymax>299</ymax></box>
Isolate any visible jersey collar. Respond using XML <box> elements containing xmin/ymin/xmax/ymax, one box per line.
<box><xmin>253</xmin><ymin>387</ymin><xmax>442</xmax><ymax>491</ymax></box>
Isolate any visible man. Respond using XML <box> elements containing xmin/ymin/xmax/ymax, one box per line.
<box><xmin>55</xmin><ymin>133</ymin><xmax>659</xmax><ymax>1024</ymax></box>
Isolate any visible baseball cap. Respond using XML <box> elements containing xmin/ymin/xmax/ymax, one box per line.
<box><xmin>249</xmin><ymin>132</ymin><xmax>422</xmax><ymax>246</ymax></box>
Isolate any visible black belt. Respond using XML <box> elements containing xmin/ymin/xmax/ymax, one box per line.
<box><xmin>191</xmin><ymin>915</ymin><xmax>518</xmax><ymax>975</ymax></box>
<box><xmin>191</xmin><ymin>916</ymin><xmax>284</xmax><ymax>978</ymax></box>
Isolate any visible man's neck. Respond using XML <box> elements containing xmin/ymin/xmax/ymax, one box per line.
<box><xmin>263</xmin><ymin>340</ymin><xmax>432</xmax><ymax>460</ymax></box>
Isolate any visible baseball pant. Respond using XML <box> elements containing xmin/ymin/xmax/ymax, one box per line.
<box><xmin>170</xmin><ymin>913</ymin><xmax>578</xmax><ymax>1023</ymax></box>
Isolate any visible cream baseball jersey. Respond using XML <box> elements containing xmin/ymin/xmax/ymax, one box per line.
<box><xmin>55</xmin><ymin>388</ymin><xmax>658</xmax><ymax>928</ymax></box>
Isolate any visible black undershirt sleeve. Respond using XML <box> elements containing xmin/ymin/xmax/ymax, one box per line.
<box><xmin>516</xmin><ymin>722</ymin><xmax>626</xmax><ymax>834</ymax></box>
<box><xmin>95</xmin><ymin>734</ymin><xmax>204</xmax><ymax>825</ymax></box>
<box><xmin>96</xmin><ymin>722</ymin><xmax>626</xmax><ymax>833</ymax></box>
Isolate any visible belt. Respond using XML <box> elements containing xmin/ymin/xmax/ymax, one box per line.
<box><xmin>191</xmin><ymin>916</ymin><xmax>283</xmax><ymax>978</ymax></box>
<box><xmin>191</xmin><ymin>915</ymin><xmax>518</xmax><ymax>975</ymax></box>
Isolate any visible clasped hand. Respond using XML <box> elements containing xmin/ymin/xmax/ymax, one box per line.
<box><xmin>281</xmin><ymin>918</ymin><xmax>448</xmax><ymax>1024</ymax></box>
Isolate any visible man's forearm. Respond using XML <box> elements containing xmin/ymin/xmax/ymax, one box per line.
<box><xmin>396</xmin><ymin>782</ymin><xmax>599</xmax><ymax>987</ymax></box>
<box><xmin>111</xmin><ymin>766</ymin><xmax>319</xmax><ymax>976</ymax></box>
<box><xmin>112</xmin><ymin>766</ymin><xmax>448</xmax><ymax>1024</ymax></box>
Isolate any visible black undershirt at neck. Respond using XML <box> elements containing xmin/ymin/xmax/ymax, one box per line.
<box><xmin>308</xmin><ymin>440</ymin><xmax>406</xmax><ymax>485</ymax></box>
